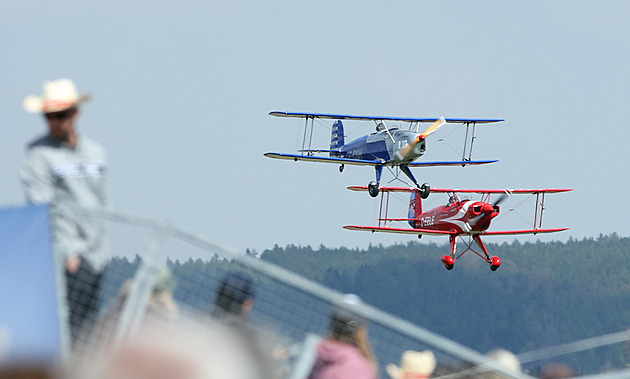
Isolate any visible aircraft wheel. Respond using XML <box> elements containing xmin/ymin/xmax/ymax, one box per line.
<box><xmin>490</xmin><ymin>256</ymin><xmax>501</xmax><ymax>271</ymax></box>
<box><xmin>339</xmin><ymin>164</ymin><xmax>344</xmax><ymax>173</ymax></box>
<box><xmin>441</xmin><ymin>255</ymin><xmax>454</xmax><ymax>270</ymax></box>
<box><xmin>368</xmin><ymin>181</ymin><xmax>379</xmax><ymax>197</ymax></box>
<box><xmin>420</xmin><ymin>183</ymin><xmax>430</xmax><ymax>199</ymax></box>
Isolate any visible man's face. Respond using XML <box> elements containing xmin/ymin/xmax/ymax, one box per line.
<box><xmin>44</xmin><ymin>107</ymin><xmax>77</xmax><ymax>141</ymax></box>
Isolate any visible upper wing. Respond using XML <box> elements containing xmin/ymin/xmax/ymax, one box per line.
<box><xmin>343</xmin><ymin>225</ymin><xmax>454</xmax><ymax>236</ymax></box>
<box><xmin>347</xmin><ymin>186</ymin><xmax>572</xmax><ymax>194</ymax></box>
<box><xmin>269</xmin><ymin>111</ymin><xmax>504</xmax><ymax>124</ymax></box>
<box><xmin>429</xmin><ymin>188</ymin><xmax>573</xmax><ymax>194</ymax></box>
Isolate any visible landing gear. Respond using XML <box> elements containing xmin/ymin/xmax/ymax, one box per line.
<box><xmin>441</xmin><ymin>236</ymin><xmax>457</xmax><ymax>270</ymax></box>
<box><xmin>441</xmin><ymin>255</ymin><xmax>455</xmax><ymax>270</ymax></box>
<box><xmin>442</xmin><ymin>235</ymin><xmax>501</xmax><ymax>271</ymax></box>
<box><xmin>368</xmin><ymin>181</ymin><xmax>379</xmax><ymax>197</ymax></box>
<box><xmin>339</xmin><ymin>164</ymin><xmax>344</xmax><ymax>172</ymax></box>
<box><xmin>368</xmin><ymin>165</ymin><xmax>384</xmax><ymax>198</ymax></box>
<box><xmin>490</xmin><ymin>256</ymin><xmax>501</xmax><ymax>271</ymax></box>
<box><xmin>419</xmin><ymin>183</ymin><xmax>430</xmax><ymax>199</ymax></box>
<box><xmin>400</xmin><ymin>165</ymin><xmax>430</xmax><ymax>199</ymax></box>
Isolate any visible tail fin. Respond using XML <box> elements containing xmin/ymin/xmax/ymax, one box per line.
<box><xmin>330</xmin><ymin>120</ymin><xmax>344</xmax><ymax>157</ymax></box>
<box><xmin>408</xmin><ymin>190</ymin><xmax>423</xmax><ymax>228</ymax></box>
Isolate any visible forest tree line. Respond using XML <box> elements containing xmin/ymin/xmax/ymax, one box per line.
<box><xmin>105</xmin><ymin>233</ymin><xmax>630</xmax><ymax>374</ymax></box>
<box><xmin>259</xmin><ymin>233</ymin><xmax>630</xmax><ymax>374</ymax></box>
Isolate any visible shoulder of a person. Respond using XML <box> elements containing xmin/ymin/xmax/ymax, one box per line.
<box><xmin>79</xmin><ymin>135</ymin><xmax>105</xmax><ymax>149</ymax></box>
<box><xmin>26</xmin><ymin>134</ymin><xmax>58</xmax><ymax>150</ymax></box>
<box><xmin>325</xmin><ymin>357</ymin><xmax>375</xmax><ymax>379</ymax></box>
<box><xmin>78</xmin><ymin>135</ymin><xmax>107</xmax><ymax>157</ymax></box>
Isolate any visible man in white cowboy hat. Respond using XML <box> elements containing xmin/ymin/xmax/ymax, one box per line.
<box><xmin>387</xmin><ymin>350</ymin><xmax>436</xmax><ymax>379</ymax></box>
<box><xmin>21</xmin><ymin>78</ymin><xmax>108</xmax><ymax>347</ymax></box>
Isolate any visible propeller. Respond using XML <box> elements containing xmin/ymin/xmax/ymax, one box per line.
<box><xmin>395</xmin><ymin>117</ymin><xmax>446</xmax><ymax>162</ymax></box>
<box><xmin>492</xmin><ymin>193</ymin><xmax>509</xmax><ymax>207</ymax></box>
<box><xmin>470</xmin><ymin>193</ymin><xmax>510</xmax><ymax>226</ymax></box>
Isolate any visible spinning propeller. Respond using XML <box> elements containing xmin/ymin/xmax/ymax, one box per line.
<box><xmin>395</xmin><ymin>117</ymin><xmax>446</xmax><ymax>162</ymax></box>
<box><xmin>492</xmin><ymin>193</ymin><xmax>509</xmax><ymax>207</ymax></box>
<box><xmin>470</xmin><ymin>193</ymin><xmax>510</xmax><ymax>226</ymax></box>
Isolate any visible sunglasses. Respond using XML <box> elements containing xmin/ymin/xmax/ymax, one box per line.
<box><xmin>44</xmin><ymin>108</ymin><xmax>77</xmax><ymax>120</ymax></box>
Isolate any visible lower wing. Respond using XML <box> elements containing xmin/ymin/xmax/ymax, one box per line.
<box><xmin>264</xmin><ymin>152</ymin><xmax>498</xmax><ymax>168</ymax></box>
<box><xmin>343</xmin><ymin>225</ymin><xmax>454</xmax><ymax>236</ymax></box>
<box><xmin>482</xmin><ymin>228</ymin><xmax>569</xmax><ymax>235</ymax></box>
<box><xmin>407</xmin><ymin>159</ymin><xmax>498</xmax><ymax>167</ymax></box>
<box><xmin>264</xmin><ymin>152</ymin><xmax>379</xmax><ymax>166</ymax></box>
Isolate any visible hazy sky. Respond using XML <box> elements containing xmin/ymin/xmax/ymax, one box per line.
<box><xmin>2</xmin><ymin>1</ymin><xmax>628</xmax><ymax>254</ymax></box>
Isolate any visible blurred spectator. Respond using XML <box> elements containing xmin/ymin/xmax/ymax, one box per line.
<box><xmin>387</xmin><ymin>350</ymin><xmax>436</xmax><ymax>379</ymax></box>
<box><xmin>144</xmin><ymin>265</ymin><xmax>179</xmax><ymax>321</ymax></box>
<box><xmin>21</xmin><ymin>79</ymin><xmax>108</xmax><ymax>345</ymax></box>
<box><xmin>90</xmin><ymin>265</ymin><xmax>179</xmax><ymax>351</ymax></box>
<box><xmin>308</xmin><ymin>294</ymin><xmax>377</xmax><ymax>379</ymax></box>
<box><xmin>0</xmin><ymin>365</ymin><xmax>55</xmax><ymax>379</ymax></box>
<box><xmin>82</xmin><ymin>320</ymin><xmax>273</xmax><ymax>379</ymax></box>
<box><xmin>211</xmin><ymin>271</ymin><xmax>280</xmax><ymax>379</ymax></box>
<box><xmin>213</xmin><ymin>272</ymin><xmax>255</xmax><ymax>321</ymax></box>
<box><xmin>484</xmin><ymin>348</ymin><xmax>521</xmax><ymax>378</ymax></box>
<box><xmin>486</xmin><ymin>349</ymin><xmax>521</xmax><ymax>373</ymax></box>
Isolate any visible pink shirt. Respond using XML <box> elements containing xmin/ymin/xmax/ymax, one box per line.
<box><xmin>309</xmin><ymin>339</ymin><xmax>376</xmax><ymax>379</ymax></box>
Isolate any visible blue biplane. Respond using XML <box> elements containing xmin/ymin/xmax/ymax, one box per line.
<box><xmin>264</xmin><ymin>111</ymin><xmax>503</xmax><ymax>198</ymax></box>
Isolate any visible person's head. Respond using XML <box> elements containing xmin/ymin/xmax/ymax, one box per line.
<box><xmin>150</xmin><ymin>266</ymin><xmax>178</xmax><ymax>318</ymax></box>
<box><xmin>328</xmin><ymin>294</ymin><xmax>366</xmax><ymax>346</ymax></box>
<box><xmin>387</xmin><ymin>350</ymin><xmax>436</xmax><ymax>379</ymax></box>
<box><xmin>213</xmin><ymin>272</ymin><xmax>255</xmax><ymax>318</ymax></box>
<box><xmin>153</xmin><ymin>265</ymin><xmax>177</xmax><ymax>295</ymax></box>
<box><xmin>540</xmin><ymin>363</ymin><xmax>576</xmax><ymax>379</ymax></box>
<box><xmin>23</xmin><ymin>79</ymin><xmax>89</xmax><ymax>144</ymax></box>
<box><xmin>484</xmin><ymin>348</ymin><xmax>521</xmax><ymax>378</ymax></box>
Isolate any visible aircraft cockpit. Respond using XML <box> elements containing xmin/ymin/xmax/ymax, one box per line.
<box><xmin>447</xmin><ymin>194</ymin><xmax>460</xmax><ymax>206</ymax></box>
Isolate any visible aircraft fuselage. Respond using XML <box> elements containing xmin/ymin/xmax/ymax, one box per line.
<box><xmin>339</xmin><ymin>129</ymin><xmax>426</xmax><ymax>164</ymax></box>
<box><xmin>410</xmin><ymin>200</ymin><xmax>500</xmax><ymax>234</ymax></box>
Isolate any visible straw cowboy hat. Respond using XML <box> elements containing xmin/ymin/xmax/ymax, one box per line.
<box><xmin>387</xmin><ymin>350</ymin><xmax>436</xmax><ymax>379</ymax></box>
<box><xmin>23</xmin><ymin>78</ymin><xmax>90</xmax><ymax>113</ymax></box>
<box><xmin>486</xmin><ymin>348</ymin><xmax>521</xmax><ymax>373</ymax></box>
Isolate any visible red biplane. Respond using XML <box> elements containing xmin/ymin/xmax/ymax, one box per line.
<box><xmin>344</xmin><ymin>186</ymin><xmax>572</xmax><ymax>271</ymax></box>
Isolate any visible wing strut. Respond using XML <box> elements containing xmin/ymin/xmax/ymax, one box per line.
<box><xmin>536</xmin><ymin>192</ymin><xmax>546</xmax><ymax>229</ymax></box>
<box><xmin>378</xmin><ymin>187</ymin><xmax>390</xmax><ymax>227</ymax></box>
<box><xmin>301</xmin><ymin>116</ymin><xmax>316</xmax><ymax>156</ymax></box>
<box><xmin>462</xmin><ymin>121</ymin><xmax>478</xmax><ymax>162</ymax></box>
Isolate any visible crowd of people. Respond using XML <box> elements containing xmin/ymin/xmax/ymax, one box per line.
<box><xmin>7</xmin><ymin>78</ymin><xmax>580</xmax><ymax>379</ymax></box>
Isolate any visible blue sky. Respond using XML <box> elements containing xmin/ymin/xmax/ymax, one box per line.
<box><xmin>2</xmin><ymin>1</ymin><xmax>628</xmax><ymax>253</ymax></box>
